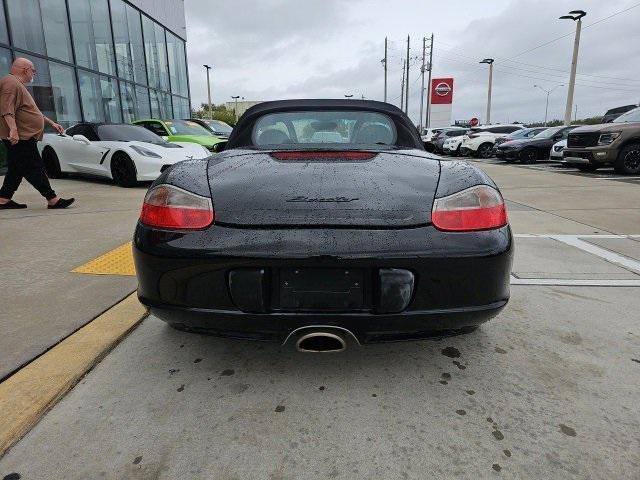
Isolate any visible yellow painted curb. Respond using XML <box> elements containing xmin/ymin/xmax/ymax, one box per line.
<box><xmin>72</xmin><ymin>241</ymin><xmax>135</xmax><ymax>276</ymax></box>
<box><xmin>0</xmin><ymin>292</ymin><xmax>148</xmax><ymax>457</ymax></box>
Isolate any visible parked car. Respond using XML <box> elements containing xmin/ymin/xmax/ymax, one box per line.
<box><xmin>433</xmin><ymin>128</ymin><xmax>468</xmax><ymax>153</ymax></box>
<box><xmin>421</xmin><ymin>127</ymin><xmax>444</xmax><ymax>152</ymax></box>
<box><xmin>550</xmin><ymin>139</ymin><xmax>567</xmax><ymax>161</ymax></box>
<box><xmin>133</xmin><ymin>119</ymin><xmax>225</xmax><ymax>152</ymax></box>
<box><xmin>602</xmin><ymin>104</ymin><xmax>637</xmax><ymax>124</ymax></box>
<box><xmin>441</xmin><ymin>129</ymin><xmax>471</xmax><ymax>156</ymax></box>
<box><xmin>39</xmin><ymin>123</ymin><xmax>210</xmax><ymax>187</ymax></box>
<box><xmin>133</xmin><ymin>99</ymin><xmax>513</xmax><ymax>350</ymax></box>
<box><xmin>187</xmin><ymin>118</ymin><xmax>233</xmax><ymax>139</ymax></box>
<box><xmin>459</xmin><ymin>125</ymin><xmax>525</xmax><ymax>158</ymax></box>
<box><xmin>495</xmin><ymin>125</ymin><xmax>578</xmax><ymax>163</ymax></box>
<box><xmin>563</xmin><ymin>107</ymin><xmax>640</xmax><ymax>174</ymax></box>
<box><xmin>493</xmin><ymin>127</ymin><xmax>547</xmax><ymax>149</ymax></box>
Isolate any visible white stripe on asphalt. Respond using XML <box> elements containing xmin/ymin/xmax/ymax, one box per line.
<box><xmin>514</xmin><ymin>234</ymin><xmax>640</xmax><ymax>238</ymax></box>
<box><xmin>510</xmin><ymin>276</ymin><xmax>640</xmax><ymax>287</ymax></box>
<box><xmin>549</xmin><ymin>235</ymin><xmax>640</xmax><ymax>275</ymax></box>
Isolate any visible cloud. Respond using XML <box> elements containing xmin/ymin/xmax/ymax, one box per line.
<box><xmin>185</xmin><ymin>0</ymin><xmax>640</xmax><ymax>123</ymax></box>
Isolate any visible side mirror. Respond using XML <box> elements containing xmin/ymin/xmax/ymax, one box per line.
<box><xmin>212</xmin><ymin>141</ymin><xmax>227</xmax><ymax>153</ymax></box>
<box><xmin>72</xmin><ymin>134</ymin><xmax>91</xmax><ymax>145</ymax></box>
<box><xmin>553</xmin><ymin>133</ymin><xmax>563</xmax><ymax>141</ymax></box>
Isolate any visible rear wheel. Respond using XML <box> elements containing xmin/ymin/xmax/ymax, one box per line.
<box><xmin>520</xmin><ymin>148</ymin><xmax>538</xmax><ymax>164</ymax></box>
<box><xmin>476</xmin><ymin>143</ymin><xmax>494</xmax><ymax>159</ymax></box>
<box><xmin>42</xmin><ymin>147</ymin><xmax>64</xmax><ymax>178</ymax></box>
<box><xmin>576</xmin><ymin>164</ymin><xmax>598</xmax><ymax>172</ymax></box>
<box><xmin>615</xmin><ymin>143</ymin><xmax>640</xmax><ymax>174</ymax></box>
<box><xmin>110</xmin><ymin>152</ymin><xmax>137</xmax><ymax>187</ymax></box>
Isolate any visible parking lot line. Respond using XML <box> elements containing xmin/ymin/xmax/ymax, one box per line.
<box><xmin>0</xmin><ymin>293</ymin><xmax>147</xmax><ymax>457</ymax></box>
<box><xmin>551</xmin><ymin>235</ymin><xmax>640</xmax><ymax>274</ymax></box>
<box><xmin>510</xmin><ymin>276</ymin><xmax>640</xmax><ymax>287</ymax></box>
<box><xmin>72</xmin><ymin>242</ymin><xmax>135</xmax><ymax>276</ymax></box>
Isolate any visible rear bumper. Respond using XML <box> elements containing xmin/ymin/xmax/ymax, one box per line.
<box><xmin>134</xmin><ymin>224</ymin><xmax>513</xmax><ymax>344</ymax></box>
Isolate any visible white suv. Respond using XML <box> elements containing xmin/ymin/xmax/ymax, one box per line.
<box><xmin>459</xmin><ymin>125</ymin><xmax>525</xmax><ymax>158</ymax></box>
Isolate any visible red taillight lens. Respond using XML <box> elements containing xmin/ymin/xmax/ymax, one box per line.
<box><xmin>270</xmin><ymin>151</ymin><xmax>377</xmax><ymax>161</ymax></box>
<box><xmin>140</xmin><ymin>185</ymin><xmax>214</xmax><ymax>230</ymax></box>
<box><xmin>432</xmin><ymin>185</ymin><xmax>507</xmax><ymax>232</ymax></box>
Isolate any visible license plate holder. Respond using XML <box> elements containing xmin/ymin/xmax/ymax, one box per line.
<box><xmin>276</xmin><ymin>268</ymin><xmax>366</xmax><ymax>312</ymax></box>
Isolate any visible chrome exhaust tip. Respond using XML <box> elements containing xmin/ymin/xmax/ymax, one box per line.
<box><xmin>296</xmin><ymin>331</ymin><xmax>346</xmax><ymax>353</ymax></box>
<box><xmin>283</xmin><ymin>326</ymin><xmax>359</xmax><ymax>353</ymax></box>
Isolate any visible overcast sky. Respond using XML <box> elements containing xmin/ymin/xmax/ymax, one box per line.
<box><xmin>185</xmin><ymin>0</ymin><xmax>640</xmax><ymax>124</ymax></box>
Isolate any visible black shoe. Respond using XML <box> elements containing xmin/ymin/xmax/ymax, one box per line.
<box><xmin>48</xmin><ymin>197</ymin><xmax>75</xmax><ymax>209</ymax></box>
<box><xmin>0</xmin><ymin>200</ymin><xmax>27</xmax><ymax>209</ymax></box>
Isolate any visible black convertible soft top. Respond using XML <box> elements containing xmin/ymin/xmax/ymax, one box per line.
<box><xmin>225</xmin><ymin>99</ymin><xmax>424</xmax><ymax>150</ymax></box>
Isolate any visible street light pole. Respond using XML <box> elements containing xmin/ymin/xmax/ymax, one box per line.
<box><xmin>382</xmin><ymin>37</ymin><xmax>388</xmax><ymax>102</ymax></box>
<box><xmin>203</xmin><ymin>64</ymin><xmax>212</xmax><ymax>119</ymax></box>
<box><xmin>231</xmin><ymin>95</ymin><xmax>240</xmax><ymax>121</ymax></box>
<box><xmin>534</xmin><ymin>84</ymin><xmax>564</xmax><ymax>126</ymax></box>
<box><xmin>560</xmin><ymin>10</ymin><xmax>586</xmax><ymax>126</ymax></box>
<box><xmin>480</xmin><ymin>58</ymin><xmax>494</xmax><ymax>124</ymax></box>
<box><xmin>425</xmin><ymin>33</ymin><xmax>434</xmax><ymax>129</ymax></box>
<box><xmin>419</xmin><ymin>36</ymin><xmax>426</xmax><ymax>131</ymax></box>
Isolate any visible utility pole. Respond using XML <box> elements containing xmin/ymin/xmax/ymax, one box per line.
<box><xmin>574</xmin><ymin>104</ymin><xmax>578</xmax><ymax>123</ymax></box>
<box><xmin>534</xmin><ymin>84</ymin><xmax>563</xmax><ymax>126</ymax></box>
<box><xmin>231</xmin><ymin>95</ymin><xmax>240</xmax><ymax>121</ymax></box>
<box><xmin>400</xmin><ymin>59</ymin><xmax>405</xmax><ymax>110</ymax></box>
<box><xmin>405</xmin><ymin>35</ymin><xmax>410</xmax><ymax>114</ymax></box>
<box><xmin>383</xmin><ymin>37</ymin><xmax>388</xmax><ymax>102</ymax></box>
<box><xmin>560</xmin><ymin>10</ymin><xmax>586</xmax><ymax>126</ymax></box>
<box><xmin>203</xmin><ymin>64</ymin><xmax>212</xmax><ymax>119</ymax></box>
<box><xmin>425</xmin><ymin>33</ymin><xmax>434</xmax><ymax>129</ymax></box>
<box><xmin>419</xmin><ymin>36</ymin><xmax>426</xmax><ymax>131</ymax></box>
<box><xmin>480</xmin><ymin>58</ymin><xmax>494</xmax><ymax>124</ymax></box>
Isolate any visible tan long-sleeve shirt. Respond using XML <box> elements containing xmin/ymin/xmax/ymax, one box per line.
<box><xmin>0</xmin><ymin>74</ymin><xmax>45</xmax><ymax>141</ymax></box>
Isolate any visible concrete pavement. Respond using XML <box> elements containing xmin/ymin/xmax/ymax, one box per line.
<box><xmin>0</xmin><ymin>177</ymin><xmax>146</xmax><ymax>379</ymax></box>
<box><xmin>1</xmin><ymin>159</ymin><xmax>640</xmax><ymax>479</ymax></box>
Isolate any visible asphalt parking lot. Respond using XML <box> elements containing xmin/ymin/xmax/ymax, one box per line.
<box><xmin>1</xmin><ymin>160</ymin><xmax>639</xmax><ymax>479</ymax></box>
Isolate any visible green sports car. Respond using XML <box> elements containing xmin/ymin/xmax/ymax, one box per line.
<box><xmin>132</xmin><ymin>119</ymin><xmax>225</xmax><ymax>152</ymax></box>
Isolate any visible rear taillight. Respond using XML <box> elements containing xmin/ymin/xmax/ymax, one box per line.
<box><xmin>432</xmin><ymin>185</ymin><xmax>507</xmax><ymax>232</ymax></box>
<box><xmin>140</xmin><ymin>184</ymin><xmax>214</xmax><ymax>230</ymax></box>
<box><xmin>270</xmin><ymin>151</ymin><xmax>376</xmax><ymax>161</ymax></box>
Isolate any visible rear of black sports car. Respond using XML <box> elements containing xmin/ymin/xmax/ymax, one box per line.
<box><xmin>133</xmin><ymin>100</ymin><xmax>513</xmax><ymax>349</ymax></box>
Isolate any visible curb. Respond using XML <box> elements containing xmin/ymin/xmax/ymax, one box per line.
<box><xmin>0</xmin><ymin>293</ymin><xmax>148</xmax><ymax>457</ymax></box>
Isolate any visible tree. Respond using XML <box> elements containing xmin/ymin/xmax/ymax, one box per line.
<box><xmin>192</xmin><ymin>103</ymin><xmax>236</xmax><ymax>125</ymax></box>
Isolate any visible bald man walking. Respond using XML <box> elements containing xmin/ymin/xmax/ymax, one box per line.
<box><xmin>0</xmin><ymin>58</ymin><xmax>74</xmax><ymax>209</ymax></box>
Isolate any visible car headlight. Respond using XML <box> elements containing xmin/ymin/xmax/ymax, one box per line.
<box><xmin>130</xmin><ymin>145</ymin><xmax>162</xmax><ymax>158</ymax></box>
<box><xmin>598</xmin><ymin>132</ymin><xmax>621</xmax><ymax>145</ymax></box>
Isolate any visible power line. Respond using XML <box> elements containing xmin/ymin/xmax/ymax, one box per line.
<box><xmin>508</xmin><ymin>2</ymin><xmax>640</xmax><ymax>58</ymax></box>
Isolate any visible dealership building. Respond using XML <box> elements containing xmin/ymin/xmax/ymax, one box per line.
<box><xmin>0</xmin><ymin>0</ymin><xmax>190</xmax><ymax>128</ymax></box>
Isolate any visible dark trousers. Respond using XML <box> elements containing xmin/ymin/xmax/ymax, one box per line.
<box><xmin>0</xmin><ymin>139</ymin><xmax>56</xmax><ymax>200</ymax></box>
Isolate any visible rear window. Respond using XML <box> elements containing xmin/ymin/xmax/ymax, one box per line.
<box><xmin>252</xmin><ymin>111</ymin><xmax>397</xmax><ymax>146</ymax></box>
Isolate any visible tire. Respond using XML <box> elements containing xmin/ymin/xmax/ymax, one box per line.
<box><xmin>615</xmin><ymin>143</ymin><xmax>640</xmax><ymax>175</ymax></box>
<box><xmin>110</xmin><ymin>152</ymin><xmax>138</xmax><ymax>187</ymax></box>
<box><xmin>576</xmin><ymin>164</ymin><xmax>598</xmax><ymax>172</ymax></box>
<box><xmin>42</xmin><ymin>147</ymin><xmax>64</xmax><ymax>178</ymax></box>
<box><xmin>455</xmin><ymin>146</ymin><xmax>461</xmax><ymax>157</ymax></box>
<box><xmin>424</xmin><ymin>143</ymin><xmax>435</xmax><ymax>153</ymax></box>
<box><xmin>505</xmin><ymin>158</ymin><xmax>517</xmax><ymax>164</ymax></box>
<box><xmin>520</xmin><ymin>148</ymin><xmax>538</xmax><ymax>164</ymax></box>
<box><xmin>476</xmin><ymin>143</ymin><xmax>494</xmax><ymax>159</ymax></box>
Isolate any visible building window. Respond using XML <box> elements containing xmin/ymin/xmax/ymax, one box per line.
<box><xmin>110</xmin><ymin>0</ymin><xmax>147</xmax><ymax>85</ymax></box>
<box><xmin>120</xmin><ymin>81</ymin><xmax>151</xmax><ymax>122</ymax></box>
<box><xmin>21</xmin><ymin>54</ymin><xmax>81</xmax><ymax>128</ymax></box>
<box><xmin>0</xmin><ymin>47</ymin><xmax>10</xmax><ymax>75</ymax></box>
<box><xmin>78</xmin><ymin>70</ymin><xmax>121</xmax><ymax>123</ymax></box>
<box><xmin>167</xmin><ymin>32</ymin><xmax>188</xmax><ymax>97</ymax></box>
<box><xmin>69</xmin><ymin>0</ymin><xmax>117</xmax><ymax>76</ymax></box>
<box><xmin>142</xmin><ymin>15</ymin><xmax>170</xmax><ymax>92</ymax></box>
<box><xmin>149</xmin><ymin>89</ymin><xmax>172</xmax><ymax>118</ymax></box>
<box><xmin>172</xmin><ymin>96</ymin><xmax>190</xmax><ymax>119</ymax></box>
<box><xmin>6</xmin><ymin>0</ymin><xmax>73</xmax><ymax>62</ymax></box>
<box><xmin>0</xmin><ymin>2</ymin><xmax>9</xmax><ymax>45</ymax></box>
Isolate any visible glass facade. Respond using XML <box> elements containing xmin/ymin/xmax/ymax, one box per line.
<box><xmin>0</xmin><ymin>0</ymin><xmax>189</xmax><ymax>129</ymax></box>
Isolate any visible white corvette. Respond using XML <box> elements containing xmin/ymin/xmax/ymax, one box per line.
<box><xmin>38</xmin><ymin>123</ymin><xmax>211</xmax><ymax>187</ymax></box>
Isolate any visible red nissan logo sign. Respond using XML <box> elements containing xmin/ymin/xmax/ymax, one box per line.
<box><xmin>470</xmin><ymin>117</ymin><xmax>479</xmax><ymax>127</ymax></box>
<box><xmin>434</xmin><ymin>82</ymin><xmax>452</xmax><ymax>97</ymax></box>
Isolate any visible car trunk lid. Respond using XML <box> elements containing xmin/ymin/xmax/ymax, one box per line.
<box><xmin>207</xmin><ymin>150</ymin><xmax>440</xmax><ymax>228</ymax></box>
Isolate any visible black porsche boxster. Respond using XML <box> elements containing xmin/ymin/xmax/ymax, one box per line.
<box><xmin>134</xmin><ymin>100</ymin><xmax>513</xmax><ymax>352</ymax></box>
